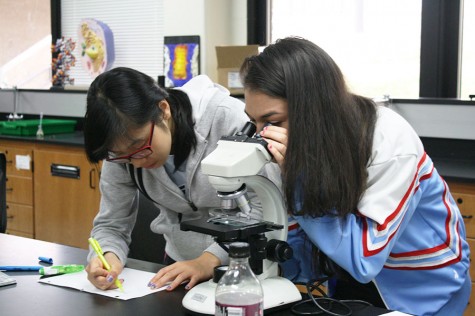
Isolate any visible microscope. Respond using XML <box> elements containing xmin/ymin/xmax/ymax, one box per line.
<box><xmin>181</xmin><ymin>122</ymin><xmax>301</xmax><ymax>314</ymax></box>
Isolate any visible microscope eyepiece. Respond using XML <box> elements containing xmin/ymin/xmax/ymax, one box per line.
<box><xmin>236</xmin><ymin>121</ymin><xmax>256</xmax><ymax>137</ymax></box>
<box><xmin>254</xmin><ymin>122</ymin><xmax>272</xmax><ymax>139</ymax></box>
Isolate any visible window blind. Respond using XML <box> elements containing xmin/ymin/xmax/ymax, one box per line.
<box><xmin>61</xmin><ymin>0</ymin><xmax>164</xmax><ymax>87</ymax></box>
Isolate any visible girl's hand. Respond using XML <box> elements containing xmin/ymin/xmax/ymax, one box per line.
<box><xmin>148</xmin><ymin>252</ymin><xmax>220</xmax><ymax>291</ymax></box>
<box><xmin>86</xmin><ymin>252</ymin><xmax>124</xmax><ymax>290</ymax></box>
<box><xmin>260</xmin><ymin>125</ymin><xmax>288</xmax><ymax>170</ymax></box>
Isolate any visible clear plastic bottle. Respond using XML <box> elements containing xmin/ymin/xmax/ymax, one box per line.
<box><xmin>215</xmin><ymin>242</ymin><xmax>263</xmax><ymax>316</ymax></box>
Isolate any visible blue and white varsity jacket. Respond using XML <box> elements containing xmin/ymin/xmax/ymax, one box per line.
<box><xmin>282</xmin><ymin>106</ymin><xmax>471</xmax><ymax>316</ymax></box>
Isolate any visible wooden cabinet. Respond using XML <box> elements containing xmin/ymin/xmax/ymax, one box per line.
<box><xmin>446</xmin><ymin>180</ymin><xmax>475</xmax><ymax>316</ymax></box>
<box><xmin>1</xmin><ymin>144</ymin><xmax>34</xmax><ymax>238</ymax></box>
<box><xmin>34</xmin><ymin>145</ymin><xmax>101</xmax><ymax>249</ymax></box>
<box><xmin>0</xmin><ymin>140</ymin><xmax>101</xmax><ymax>249</ymax></box>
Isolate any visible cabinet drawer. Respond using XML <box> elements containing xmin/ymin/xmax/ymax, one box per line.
<box><xmin>452</xmin><ymin>192</ymin><xmax>475</xmax><ymax>238</ymax></box>
<box><xmin>3</xmin><ymin>147</ymin><xmax>33</xmax><ymax>177</ymax></box>
<box><xmin>6</xmin><ymin>203</ymin><xmax>34</xmax><ymax>234</ymax></box>
<box><xmin>5</xmin><ymin>176</ymin><xmax>33</xmax><ymax>204</ymax></box>
<box><xmin>5</xmin><ymin>230</ymin><xmax>34</xmax><ymax>239</ymax></box>
<box><xmin>34</xmin><ymin>148</ymin><xmax>101</xmax><ymax>249</ymax></box>
<box><xmin>453</xmin><ymin>192</ymin><xmax>475</xmax><ymax>212</ymax></box>
<box><xmin>467</xmin><ymin>238</ymin><xmax>475</xmax><ymax>282</ymax></box>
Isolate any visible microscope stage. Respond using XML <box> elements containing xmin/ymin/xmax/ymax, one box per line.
<box><xmin>180</xmin><ymin>216</ymin><xmax>283</xmax><ymax>241</ymax></box>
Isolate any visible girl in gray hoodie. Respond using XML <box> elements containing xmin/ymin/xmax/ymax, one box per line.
<box><xmin>83</xmin><ymin>67</ymin><xmax>280</xmax><ymax>292</ymax></box>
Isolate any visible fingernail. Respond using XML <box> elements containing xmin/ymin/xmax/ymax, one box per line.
<box><xmin>268</xmin><ymin>144</ymin><xmax>272</xmax><ymax>149</ymax></box>
<box><xmin>149</xmin><ymin>283</ymin><xmax>156</xmax><ymax>289</ymax></box>
<box><xmin>106</xmin><ymin>275</ymin><xmax>114</xmax><ymax>283</ymax></box>
<box><xmin>166</xmin><ymin>286</ymin><xmax>171</xmax><ymax>290</ymax></box>
<box><xmin>185</xmin><ymin>285</ymin><xmax>190</xmax><ymax>290</ymax></box>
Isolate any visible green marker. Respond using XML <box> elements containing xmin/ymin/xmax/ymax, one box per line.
<box><xmin>39</xmin><ymin>264</ymin><xmax>85</xmax><ymax>276</ymax></box>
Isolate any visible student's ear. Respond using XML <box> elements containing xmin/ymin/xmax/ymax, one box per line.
<box><xmin>158</xmin><ymin>100</ymin><xmax>171</xmax><ymax>120</ymax></box>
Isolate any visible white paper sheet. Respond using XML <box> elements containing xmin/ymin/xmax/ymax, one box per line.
<box><xmin>38</xmin><ymin>268</ymin><xmax>167</xmax><ymax>300</ymax></box>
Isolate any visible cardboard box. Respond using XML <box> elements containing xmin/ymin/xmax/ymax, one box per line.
<box><xmin>216</xmin><ymin>45</ymin><xmax>259</xmax><ymax>95</ymax></box>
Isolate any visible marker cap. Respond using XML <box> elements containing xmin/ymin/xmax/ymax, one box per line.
<box><xmin>38</xmin><ymin>256</ymin><xmax>53</xmax><ymax>264</ymax></box>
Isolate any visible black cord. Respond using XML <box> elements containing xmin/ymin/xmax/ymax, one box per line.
<box><xmin>291</xmin><ymin>278</ymin><xmax>373</xmax><ymax>316</ymax></box>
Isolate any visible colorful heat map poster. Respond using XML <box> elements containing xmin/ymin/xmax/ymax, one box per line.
<box><xmin>164</xmin><ymin>36</ymin><xmax>200</xmax><ymax>87</ymax></box>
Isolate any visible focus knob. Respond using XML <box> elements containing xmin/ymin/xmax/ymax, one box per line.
<box><xmin>213</xmin><ymin>265</ymin><xmax>228</xmax><ymax>283</ymax></box>
<box><xmin>266</xmin><ymin>239</ymin><xmax>293</xmax><ymax>262</ymax></box>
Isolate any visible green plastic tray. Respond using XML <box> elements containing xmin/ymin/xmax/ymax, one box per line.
<box><xmin>0</xmin><ymin>119</ymin><xmax>77</xmax><ymax>136</ymax></box>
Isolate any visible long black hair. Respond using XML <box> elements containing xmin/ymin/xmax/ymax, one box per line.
<box><xmin>240</xmin><ymin>37</ymin><xmax>377</xmax><ymax>275</ymax></box>
<box><xmin>240</xmin><ymin>37</ymin><xmax>377</xmax><ymax>218</ymax></box>
<box><xmin>84</xmin><ymin>67</ymin><xmax>196</xmax><ymax>168</ymax></box>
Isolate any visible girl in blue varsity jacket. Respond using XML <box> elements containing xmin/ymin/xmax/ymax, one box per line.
<box><xmin>240</xmin><ymin>37</ymin><xmax>471</xmax><ymax>316</ymax></box>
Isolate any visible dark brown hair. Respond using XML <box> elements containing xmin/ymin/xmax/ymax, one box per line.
<box><xmin>240</xmin><ymin>37</ymin><xmax>377</xmax><ymax>275</ymax></box>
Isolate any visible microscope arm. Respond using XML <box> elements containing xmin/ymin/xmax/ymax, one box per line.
<box><xmin>205</xmin><ymin>176</ymin><xmax>287</xmax><ymax>280</ymax></box>
<box><xmin>206</xmin><ymin>175</ymin><xmax>288</xmax><ymax>242</ymax></box>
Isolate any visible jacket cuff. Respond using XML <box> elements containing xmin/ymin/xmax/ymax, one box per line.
<box><xmin>205</xmin><ymin>243</ymin><xmax>229</xmax><ymax>265</ymax></box>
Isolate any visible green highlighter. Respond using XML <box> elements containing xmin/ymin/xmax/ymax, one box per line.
<box><xmin>39</xmin><ymin>264</ymin><xmax>85</xmax><ymax>276</ymax></box>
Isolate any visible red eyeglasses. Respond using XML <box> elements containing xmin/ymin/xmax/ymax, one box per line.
<box><xmin>106</xmin><ymin>121</ymin><xmax>155</xmax><ymax>163</ymax></box>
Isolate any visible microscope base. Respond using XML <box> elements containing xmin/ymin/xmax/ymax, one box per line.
<box><xmin>182</xmin><ymin>276</ymin><xmax>302</xmax><ymax>315</ymax></box>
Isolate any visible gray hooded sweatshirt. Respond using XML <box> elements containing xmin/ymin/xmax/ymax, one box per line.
<box><xmin>87</xmin><ymin>75</ymin><xmax>281</xmax><ymax>266</ymax></box>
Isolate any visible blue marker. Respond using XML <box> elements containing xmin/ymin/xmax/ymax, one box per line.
<box><xmin>0</xmin><ymin>266</ymin><xmax>42</xmax><ymax>271</ymax></box>
<box><xmin>38</xmin><ymin>256</ymin><xmax>53</xmax><ymax>264</ymax></box>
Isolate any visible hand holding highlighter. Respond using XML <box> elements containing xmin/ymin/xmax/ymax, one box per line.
<box><xmin>88</xmin><ymin>237</ymin><xmax>124</xmax><ymax>292</ymax></box>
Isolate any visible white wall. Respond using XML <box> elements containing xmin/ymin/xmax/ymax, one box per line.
<box><xmin>163</xmin><ymin>0</ymin><xmax>247</xmax><ymax>81</ymax></box>
<box><xmin>0</xmin><ymin>1</ymin><xmax>248</xmax><ymax>117</ymax></box>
